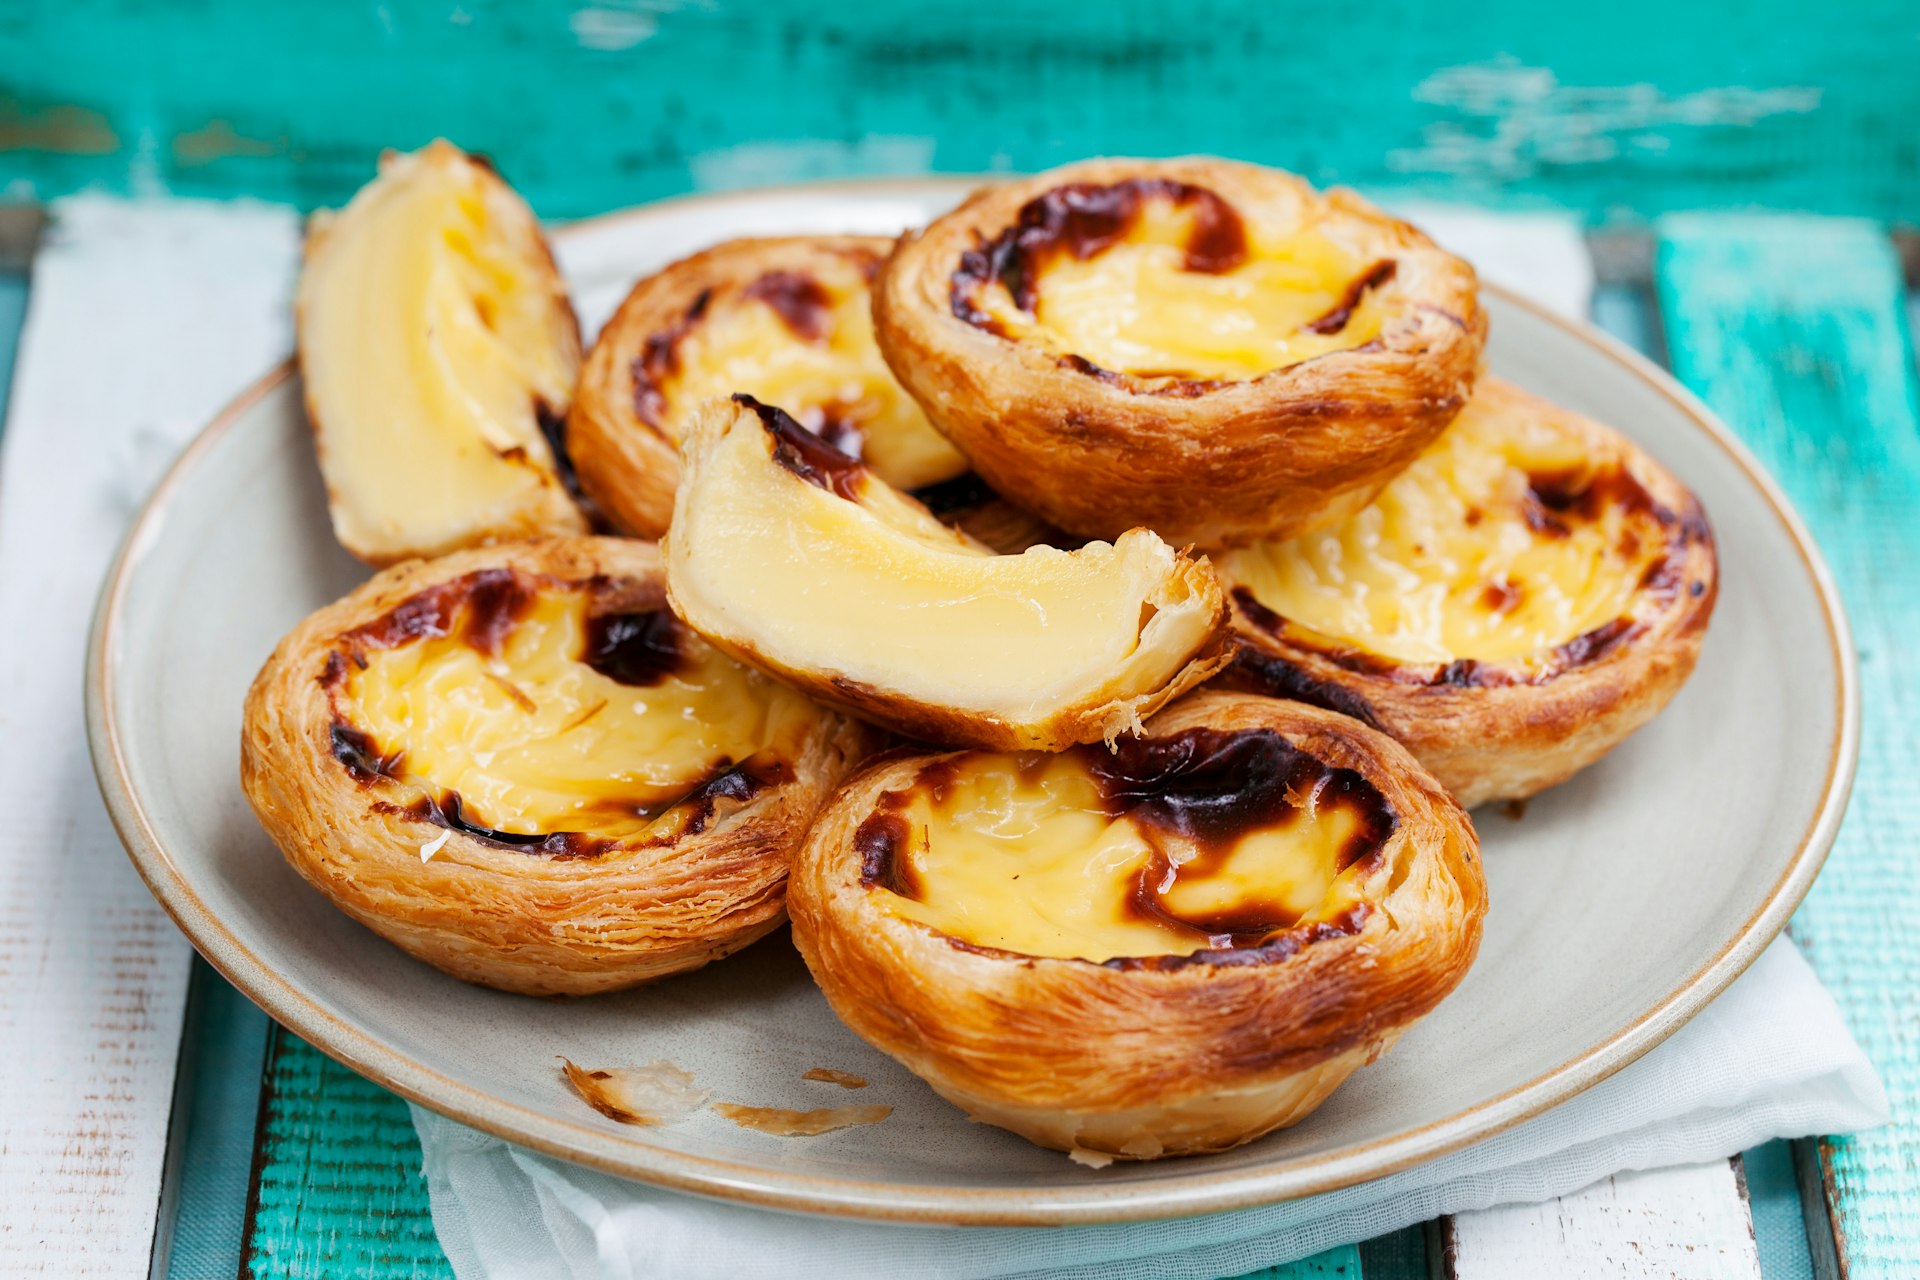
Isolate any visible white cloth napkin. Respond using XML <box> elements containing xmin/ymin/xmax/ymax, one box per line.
<box><xmin>412</xmin><ymin>938</ymin><xmax>1884</xmax><ymax>1280</ymax></box>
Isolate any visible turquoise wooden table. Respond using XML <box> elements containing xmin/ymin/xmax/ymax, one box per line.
<box><xmin>0</xmin><ymin>4</ymin><xmax>1914</xmax><ymax>1275</ymax></box>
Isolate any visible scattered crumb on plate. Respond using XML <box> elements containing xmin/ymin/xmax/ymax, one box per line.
<box><xmin>802</xmin><ymin>1067</ymin><xmax>869</xmax><ymax>1089</ymax></box>
<box><xmin>1068</xmin><ymin>1148</ymin><xmax>1115</xmax><ymax>1169</ymax></box>
<box><xmin>560</xmin><ymin>1058</ymin><xmax>709</xmax><ymax>1126</ymax></box>
<box><xmin>712</xmin><ymin>1102</ymin><xmax>892</xmax><ymax>1136</ymax></box>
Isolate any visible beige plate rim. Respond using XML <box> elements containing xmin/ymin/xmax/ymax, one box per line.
<box><xmin>85</xmin><ymin>178</ymin><xmax>1860</xmax><ymax>1226</ymax></box>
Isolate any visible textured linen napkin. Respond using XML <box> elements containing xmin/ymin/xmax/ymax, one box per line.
<box><xmin>412</xmin><ymin>938</ymin><xmax>1884</xmax><ymax>1280</ymax></box>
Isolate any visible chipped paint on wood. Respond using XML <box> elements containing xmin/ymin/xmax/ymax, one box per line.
<box><xmin>1657</xmin><ymin>214</ymin><xmax>1920</xmax><ymax>1278</ymax></box>
<box><xmin>0</xmin><ymin>1</ymin><xmax>1915</xmax><ymax>218</ymax></box>
<box><xmin>0</xmin><ymin>196</ymin><xmax>295</xmax><ymax>1276</ymax></box>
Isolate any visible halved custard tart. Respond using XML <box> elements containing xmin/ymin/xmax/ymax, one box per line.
<box><xmin>298</xmin><ymin>140</ymin><xmax>587</xmax><ymax>565</ymax></box>
<box><xmin>789</xmin><ymin>690</ymin><xmax>1485</xmax><ymax>1161</ymax></box>
<box><xmin>1221</xmin><ymin>378</ymin><xmax>1717</xmax><ymax>808</ymax></box>
<box><xmin>664</xmin><ymin>395</ymin><xmax>1228</xmax><ymax>751</ymax></box>
<box><xmin>568</xmin><ymin>235</ymin><xmax>970</xmax><ymax>538</ymax></box>
<box><xmin>875</xmin><ymin>157</ymin><xmax>1486</xmax><ymax>548</ymax></box>
<box><xmin>240</xmin><ymin>537</ymin><xmax>871</xmax><ymax>996</ymax></box>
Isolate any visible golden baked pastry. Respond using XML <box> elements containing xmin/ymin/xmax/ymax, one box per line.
<box><xmin>1220</xmin><ymin>378</ymin><xmax>1717</xmax><ymax>808</ymax></box>
<box><xmin>568</xmin><ymin>235</ymin><xmax>969</xmax><ymax>537</ymax></box>
<box><xmin>663</xmin><ymin>395</ymin><xmax>1228</xmax><ymax>751</ymax></box>
<box><xmin>874</xmin><ymin>157</ymin><xmax>1486</xmax><ymax>548</ymax></box>
<box><xmin>788</xmin><ymin>690</ymin><xmax>1485</xmax><ymax>1161</ymax></box>
<box><xmin>240</xmin><ymin>537</ymin><xmax>871</xmax><ymax>996</ymax></box>
<box><xmin>297</xmin><ymin>140</ymin><xmax>587</xmax><ymax>565</ymax></box>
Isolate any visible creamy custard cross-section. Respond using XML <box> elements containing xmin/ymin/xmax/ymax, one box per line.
<box><xmin>951</xmin><ymin>178</ymin><xmax>1403</xmax><ymax>383</ymax></box>
<box><xmin>324</xmin><ymin>566</ymin><xmax>821</xmax><ymax>853</ymax></box>
<box><xmin>855</xmin><ymin>728</ymin><xmax>1397</xmax><ymax>964</ymax></box>
<box><xmin>664</xmin><ymin>396</ymin><xmax>1225</xmax><ymax>749</ymax></box>
<box><xmin>635</xmin><ymin>246</ymin><xmax>966</xmax><ymax>490</ymax></box>
<box><xmin>298</xmin><ymin>140</ymin><xmax>586</xmax><ymax>564</ymax></box>
<box><xmin>1223</xmin><ymin>379</ymin><xmax>1676</xmax><ymax>674</ymax></box>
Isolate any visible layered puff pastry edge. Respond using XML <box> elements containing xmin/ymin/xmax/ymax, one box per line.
<box><xmin>241</xmin><ymin>536</ymin><xmax>874</xmax><ymax>996</ymax></box>
<box><xmin>1220</xmin><ymin>377</ymin><xmax>1718</xmax><ymax>808</ymax></box>
<box><xmin>787</xmin><ymin>690</ymin><xmax>1486</xmax><ymax>1161</ymax></box>
<box><xmin>874</xmin><ymin>157</ymin><xmax>1487</xmax><ymax>549</ymax></box>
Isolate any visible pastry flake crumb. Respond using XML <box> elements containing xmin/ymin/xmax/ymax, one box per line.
<box><xmin>801</xmin><ymin>1067</ymin><xmax>869</xmax><ymax>1089</ymax></box>
<box><xmin>712</xmin><ymin>1101</ymin><xmax>891</xmax><ymax>1136</ymax></box>
<box><xmin>419</xmin><ymin>829</ymin><xmax>451</xmax><ymax>863</ymax></box>
<box><xmin>560</xmin><ymin>1057</ymin><xmax>709</xmax><ymax>1126</ymax></box>
<box><xmin>1068</xmin><ymin>1148</ymin><xmax>1115</xmax><ymax>1169</ymax></box>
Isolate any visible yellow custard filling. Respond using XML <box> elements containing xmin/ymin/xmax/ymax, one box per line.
<box><xmin>300</xmin><ymin>142</ymin><xmax>578</xmax><ymax>555</ymax></box>
<box><xmin>672</xmin><ymin>404</ymin><xmax>1218</xmax><ymax>727</ymax></box>
<box><xmin>1222</xmin><ymin>387</ymin><xmax>1664</xmax><ymax>664</ymax></box>
<box><xmin>871</xmin><ymin>742</ymin><xmax>1384</xmax><ymax>963</ymax></box>
<box><xmin>965</xmin><ymin>195</ymin><xmax>1393</xmax><ymax>381</ymax></box>
<box><xmin>652</xmin><ymin>261</ymin><xmax>966</xmax><ymax>489</ymax></box>
<box><xmin>334</xmin><ymin>586</ymin><xmax>817</xmax><ymax>839</ymax></box>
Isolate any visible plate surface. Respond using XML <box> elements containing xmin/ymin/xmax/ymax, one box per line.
<box><xmin>88</xmin><ymin>181</ymin><xmax>1856</xmax><ymax>1225</ymax></box>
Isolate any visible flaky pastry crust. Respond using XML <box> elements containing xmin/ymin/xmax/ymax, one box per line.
<box><xmin>240</xmin><ymin>537</ymin><xmax>872</xmax><ymax>996</ymax></box>
<box><xmin>875</xmin><ymin>157</ymin><xmax>1486</xmax><ymax>548</ymax></box>
<box><xmin>788</xmin><ymin>691</ymin><xmax>1486</xmax><ymax>1160</ymax></box>
<box><xmin>1221</xmin><ymin>379</ymin><xmax>1718</xmax><ymax>808</ymax></box>
<box><xmin>568</xmin><ymin>235</ymin><xmax>968</xmax><ymax>538</ymax></box>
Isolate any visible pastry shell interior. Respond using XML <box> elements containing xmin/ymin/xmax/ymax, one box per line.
<box><xmin>1221</xmin><ymin>377</ymin><xmax>1718</xmax><ymax>807</ymax></box>
<box><xmin>788</xmin><ymin>690</ymin><xmax>1486</xmax><ymax>1160</ymax></box>
<box><xmin>240</xmin><ymin>536</ymin><xmax>871</xmax><ymax>996</ymax></box>
<box><xmin>874</xmin><ymin>157</ymin><xmax>1487</xmax><ymax>548</ymax></box>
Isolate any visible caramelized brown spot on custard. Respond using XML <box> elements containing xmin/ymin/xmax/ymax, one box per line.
<box><xmin>741</xmin><ymin>393</ymin><xmax>868</xmax><ymax>501</ymax></box>
<box><xmin>630</xmin><ymin>287</ymin><xmax>713</xmax><ymax>429</ymax></box>
<box><xmin>1223</xmin><ymin>641</ymin><xmax>1384</xmax><ymax>730</ymax></box>
<box><xmin>951</xmin><ymin>178</ymin><xmax>1248</xmax><ymax>321</ymax></box>
<box><xmin>740</xmin><ymin>269</ymin><xmax>834</xmax><ymax>342</ymax></box>
<box><xmin>333</xmin><ymin>567</ymin><xmax>539</xmax><ymax>661</ymax></box>
<box><xmin>1302</xmin><ymin>259</ymin><xmax>1397</xmax><ymax>335</ymax></box>
<box><xmin>855</xmin><ymin>806</ymin><xmax>921</xmax><ymax>901</ymax></box>
<box><xmin>581</xmin><ymin>609</ymin><xmax>686</xmax><ymax>686</ymax></box>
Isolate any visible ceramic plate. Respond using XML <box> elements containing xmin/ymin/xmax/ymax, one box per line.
<box><xmin>87</xmin><ymin>180</ymin><xmax>1857</xmax><ymax>1225</ymax></box>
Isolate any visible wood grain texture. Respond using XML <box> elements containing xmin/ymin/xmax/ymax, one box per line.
<box><xmin>1</xmin><ymin>0</ymin><xmax>1915</xmax><ymax>219</ymax></box>
<box><xmin>1441</xmin><ymin>1161</ymin><xmax>1761</xmax><ymax>1278</ymax></box>
<box><xmin>244</xmin><ymin>1030</ymin><xmax>452</xmax><ymax>1279</ymax></box>
<box><xmin>0</xmin><ymin>197</ymin><xmax>295</xmax><ymax>1276</ymax></box>
<box><xmin>1656</xmin><ymin>216</ymin><xmax>1920</xmax><ymax>1278</ymax></box>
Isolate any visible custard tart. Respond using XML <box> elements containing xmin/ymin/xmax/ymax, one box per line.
<box><xmin>663</xmin><ymin>395</ymin><xmax>1227</xmax><ymax>751</ymax></box>
<box><xmin>298</xmin><ymin>140</ymin><xmax>587</xmax><ymax>565</ymax></box>
<box><xmin>567</xmin><ymin>235</ymin><xmax>970</xmax><ymax>538</ymax></box>
<box><xmin>1220</xmin><ymin>378</ymin><xmax>1717</xmax><ymax>808</ymax></box>
<box><xmin>788</xmin><ymin>690</ymin><xmax>1485</xmax><ymax>1161</ymax></box>
<box><xmin>240</xmin><ymin>537</ymin><xmax>871</xmax><ymax>996</ymax></box>
<box><xmin>875</xmin><ymin>157</ymin><xmax>1486</xmax><ymax>548</ymax></box>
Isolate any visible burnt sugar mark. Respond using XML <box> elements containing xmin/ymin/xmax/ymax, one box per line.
<box><xmin>739</xmin><ymin>394</ymin><xmax>868</xmax><ymax>501</ymax></box>
<box><xmin>1303</xmin><ymin>259</ymin><xmax>1397</xmax><ymax>335</ymax></box>
<box><xmin>373</xmin><ymin>754</ymin><xmax>793</xmax><ymax>859</ymax></box>
<box><xmin>630</xmin><ymin>287</ymin><xmax>713</xmax><ymax>429</ymax></box>
<box><xmin>582</xmin><ymin>609</ymin><xmax>685</xmax><ymax>686</ymax></box>
<box><xmin>1082</xmin><ymin>727</ymin><xmax>1397</xmax><ymax>948</ymax></box>
<box><xmin>855</xmin><ymin>794</ymin><xmax>922</xmax><ymax>901</ymax></box>
<box><xmin>741</xmin><ymin>270</ymin><xmax>834</xmax><ymax>342</ymax></box>
<box><xmin>1550</xmin><ymin>617</ymin><xmax>1640</xmax><ymax>670</ymax></box>
<box><xmin>951</xmin><ymin>178</ymin><xmax>1248</xmax><ymax>320</ymax></box>
<box><xmin>329</xmin><ymin>722</ymin><xmax>402</xmax><ymax>782</ymax></box>
<box><xmin>332</xmin><ymin>567</ymin><xmax>538</xmax><ymax>665</ymax></box>
<box><xmin>1480</xmin><ymin>579</ymin><xmax>1522</xmax><ymax>614</ymax></box>
<box><xmin>1222</xmin><ymin>643</ymin><xmax>1384</xmax><ymax>731</ymax></box>
<box><xmin>1105</xmin><ymin>902</ymin><xmax>1372</xmax><ymax>972</ymax></box>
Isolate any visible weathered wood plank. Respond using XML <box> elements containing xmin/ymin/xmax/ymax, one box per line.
<box><xmin>1656</xmin><ymin>216</ymin><xmax>1920</xmax><ymax>1278</ymax></box>
<box><xmin>244</xmin><ymin>1030</ymin><xmax>452</xmax><ymax>1280</ymax></box>
<box><xmin>1</xmin><ymin>1</ymin><xmax>1914</xmax><ymax>220</ymax></box>
<box><xmin>0</xmin><ymin>197</ymin><xmax>295</xmax><ymax>1277</ymax></box>
<box><xmin>1441</xmin><ymin>1161</ymin><xmax>1762</xmax><ymax>1279</ymax></box>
